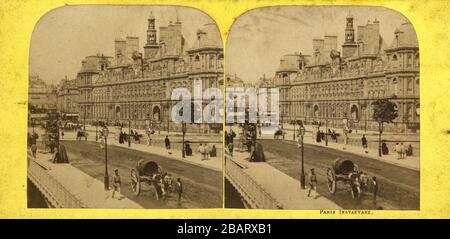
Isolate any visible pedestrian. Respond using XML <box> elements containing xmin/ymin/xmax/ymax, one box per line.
<box><xmin>42</xmin><ymin>133</ymin><xmax>49</xmax><ymax>152</ymax></box>
<box><xmin>406</xmin><ymin>144</ymin><xmax>413</xmax><ymax>156</ymax></box>
<box><xmin>31</xmin><ymin>143</ymin><xmax>37</xmax><ymax>158</ymax></box>
<box><xmin>372</xmin><ymin>176</ymin><xmax>378</xmax><ymax>204</ymax></box>
<box><xmin>135</xmin><ymin>130</ymin><xmax>140</xmax><ymax>144</ymax></box>
<box><xmin>119</xmin><ymin>131</ymin><xmax>124</xmax><ymax>144</ymax></box>
<box><xmin>205</xmin><ymin>143</ymin><xmax>210</xmax><ymax>160</ymax></box>
<box><xmin>361</xmin><ymin>134</ymin><xmax>368</xmax><ymax>153</ymax></box>
<box><xmin>175</xmin><ymin>178</ymin><xmax>183</xmax><ymax>205</ymax></box>
<box><xmin>228</xmin><ymin>141</ymin><xmax>234</xmax><ymax>156</ymax></box>
<box><xmin>198</xmin><ymin>143</ymin><xmax>206</xmax><ymax>160</ymax></box>
<box><xmin>382</xmin><ymin>141</ymin><xmax>389</xmax><ymax>155</ymax></box>
<box><xmin>210</xmin><ymin>144</ymin><xmax>217</xmax><ymax>157</ymax></box>
<box><xmin>146</xmin><ymin>127</ymin><xmax>152</xmax><ymax>146</ymax></box>
<box><xmin>361</xmin><ymin>134</ymin><xmax>368</xmax><ymax>148</ymax></box>
<box><xmin>307</xmin><ymin>168</ymin><xmax>318</xmax><ymax>198</ymax></box>
<box><xmin>164</xmin><ymin>173</ymin><xmax>173</xmax><ymax>193</ymax></box>
<box><xmin>61</xmin><ymin>130</ymin><xmax>64</xmax><ymax>139</ymax></box>
<box><xmin>316</xmin><ymin>130</ymin><xmax>321</xmax><ymax>143</ymax></box>
<box><xmin>32</xmin><ymin>131</ymin><xmax>39</xmax><ymax>145</ymax></box>
<box><xmin>224</xmin><ymin>130</ymin><xmax>229</xmax><ymax>146</ymax></box>
<box><xmin>165</xmin><ymin>135</ymin><xmax>171</xmax><ymax>154</ymax></box>
<box><xmin>400</xmin><ymin>143</ymin><xmax>406</xmax><ymax>159</ymax></box>
<box><xmin>27</xmin><ymin>132</ymin><xmax>32</xmax><ymax>148</ymax></box>
<box><xmin>99</xmin><ymin>131</ymin><xmax>105</xmax><ymax>149</ymax></box>
<box><xmin>111</xmin><ymin>169</ymin><xmax>121</xmax><ymax>200</ymax></box>
<box><xmin>185</xmin><ymin>143</ymin><xmax>192</xmax><ymax>156</ymax></box>
<box><xmin>359</xmin><ymin>171</ymin><xmax>369</xmax><ymax>191</ymax></box>
<box><xmin>394</xmin><ymin>143</ymin><xmax>402</xmax><ymax>160</ymax></box>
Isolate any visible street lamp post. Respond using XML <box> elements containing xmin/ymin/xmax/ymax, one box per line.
<box><xmin>103</xmin><ymin>126</ymin><xmax>109</xmax><ymax>191</ymax></box>
<box><xmin>299</xmin><ymin>126</ymin><xmax>306</xmax><ymax>189</ymax></box>
<box><xmin>378</xmin><ymin>119</ymin><xmax>383</xmax><ymax>157</ymax></box>
<box><xmin>83</xmin><ymin>106</ymin><xmax>86</xmax><ymax>131</ymax></box>
<box><xmin>293</xmin><ymin>119</ymin><xmax>296</xmax><ymax>141</ymax></box>
<box><xmin>325</xmin><ymin>118</ymin><xmax>328</xmax><ymax>146</ymax></box>
<box><xmin>128</xmin><ymin>118</ymin><xmax>131</xmax><ymax>148</ymax></box>
<box><xmin>182</xmin><ymin>121</ymin><xmax>187</xmax><ymax>158</ymax></box>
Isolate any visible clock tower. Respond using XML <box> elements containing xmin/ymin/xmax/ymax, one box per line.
<box><xmin>144</xmin><ymin>12</ymin><xmax>159</xmax><ymax>59</ymax></box>
<box><xmin>342</xmin><ymin>11</ymin><xmax>358</xmax><ymax>58</ymax></box>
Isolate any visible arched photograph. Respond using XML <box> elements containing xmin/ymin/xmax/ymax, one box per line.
<box><xmin>225</xmin><ymin>6</ymin><xmax>419</xmax><ymax>210</ymax></box>
<box><xmin>27</xmin><ymin>5</ymin><xmax>223</xmax><ymax>209</ymax></box>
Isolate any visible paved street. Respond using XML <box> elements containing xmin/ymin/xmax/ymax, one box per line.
<box><xmin>61</xmin><ymin>140</ymin><xmax>222</xmax><ymax>208</ymax></box>
<box><xmin>258</xmin><ymin>139</ymin><xmax>420</xmax><ymax>210</ymax></box>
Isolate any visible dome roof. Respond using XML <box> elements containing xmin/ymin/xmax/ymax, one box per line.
<box><xmin>192</xmin><ymin>23</ymin><xmax>223</xmax><ymax>49</ymax></box>
<box><xmin>389</xmin><ymin>21</ymin><xmax>418</xmax><ymax>48</ymax></box>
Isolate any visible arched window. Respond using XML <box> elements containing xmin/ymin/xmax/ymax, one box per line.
<box><xmin>415</xmin><ymin>53</ymin><xmax>420</xmax><ymax>68</ymax></box>
<box><xmin>392</xmin><ymin>54</ymin><xmax>398</xmax><ymax>68</ymax></box>
<box><xmin>351</xmin><ymin>105</ymin><xmax>359</xmax><ymax>121</ymax></box>
<box><xmin>392</xmin><ymin>78</ymin><xmax>398</xmax><ymax>96</ymax></box>
<box><xmin>217</xmin><ymin>54</ymin><xmax>224</xmax><ymax>69</ymax></box>
<box><xmin>313</xmin><ymin>105</ymin><xmax>319</xmax><ymax>118</ymax></box>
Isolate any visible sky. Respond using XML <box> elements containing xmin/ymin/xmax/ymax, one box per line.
<box><xmin>226</xmin><ymin>6</ymin><xmax>411</xmax><ymax>83</ymax></box>
<box><xmin>29</xmin><ymin>5</ymin><xmax>215</xmax><ymax>85</ymax></box>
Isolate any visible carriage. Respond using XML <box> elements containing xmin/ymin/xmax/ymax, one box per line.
<box><xmin>274</xmin><ymin>129</ymin><xmax>286</xmax><ymax>139</ymax></box>
<box><xmin>326</xmin><ymin>158</ymin><xmax>366</xmax><ymax>199</ymax></box>
<box><xmin>130</xmin><ymin>159</ymin><xmax>164</xmax><ymax>198</ymax></box>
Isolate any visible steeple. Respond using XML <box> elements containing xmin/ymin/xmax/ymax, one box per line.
<box><xmin>175</xmin><ymin>8</ymin><xmax>181</xmax><ymax>24</ymax></box>
<box><xmin>144</xmin><ymin>11</ymin><xmax>159</xmax><ymax>59</ymax></box>
<box><xmin>345</xmin><ymin>11</ymin><xmax>355</xmax><ymax>43</ymax></box>
<box><xmin>342</xmin><ymin>11</ymin><xmax>358</xmax><ymax>58</ymax></box>
<box><xmin>146</xmin><ymin>11</ymin><xmax>157</xmax><ymax>45</ymax></box>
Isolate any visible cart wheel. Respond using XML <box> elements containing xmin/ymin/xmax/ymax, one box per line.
<box><xmin>130</xmin><ymin>169</ymin><xmax>141</xmax><ymax>196</ymax></box>
<box><xmin>326</xmin><ymin>168</ymin><xmax>336</xmax><ymax>194</ymax></box>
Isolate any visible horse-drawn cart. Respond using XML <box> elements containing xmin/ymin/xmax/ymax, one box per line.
<box><xmin>326</xmin><ymin>158</ymin><xmax>364</xmax><ymax>198</ymax></box>
<box><xmin>130</xmin><ymin>160</ymin><xmax>164</xmax><ymax>197</ymax></box>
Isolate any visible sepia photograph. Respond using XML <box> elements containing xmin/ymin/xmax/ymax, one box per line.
<box><xmin>27</xmin><ymin>5</ymin><xmax>224</xmax><ymax>209</ymax></box>
<box><xmin>225</xmin><ymin>6</ymin><xmax>420</xmax><ymax>210</ymax></box>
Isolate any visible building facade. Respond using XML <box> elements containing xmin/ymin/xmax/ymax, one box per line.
<box><xmin>273</xmin><ymin>14</ymin><xmax>419</xmax><ymax>133</ymax></box>
<box><xmin>57</xmin><ymin>76</ymin><xmax>79</xmax><ymax>116</ymax></box>
<box><xmin>29</xmin><ymin>75</ymin><xmax>57</xmax><ymax>111</ymax></box>
<box><xmin>71</xmin><ymin>14</ymin><xmax>223</xmax><ymax>132</ymax></box>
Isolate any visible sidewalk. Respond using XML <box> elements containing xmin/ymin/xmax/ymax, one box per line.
<box><xmin>107</xmin><ymin>139</ymin><xmax>222</xmax><ymax>172</ymax></box>
<box><xmin>263</xmin><ymin>131</ymin><xmax>420</xmax><ymax>171</ymax></box>
<box><xmin>229</xmin><ymin>125</ymin><xmax>419</xmax><ymax>171</ymax></box>
<box><xmin>31</xmin><ymin>152</ymin><xmax>143</xmax><ymax>208</ymax></box>
<box><xmin>60</xmin><ymin>131</ymin><xmax>222</xmax><ymax>172</ymax></box>
<box><xmin>231</xmin><ymin>151</ymin><xmax>341</xmax><ymax>209</ymax></box>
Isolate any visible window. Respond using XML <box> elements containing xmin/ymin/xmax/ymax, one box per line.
<box><xmin>392</xmin><ymin>78</ymin><xmax>398</xmax><ymax>95</ymax></box>
<box><xmin>218</xmin><ymin>54</ymin><xmax>224</xmax><ymax>69</ymax></box>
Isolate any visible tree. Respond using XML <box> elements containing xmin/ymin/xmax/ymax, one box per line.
<box><xmin>372</xmin><ymin>98</ymin><xmax>398</xmax><ymax>124</ymax></box>
<box><xmin>372</xmin><ymin>98</ymin><xmax>398</xmax><ymax>157</ymax></box>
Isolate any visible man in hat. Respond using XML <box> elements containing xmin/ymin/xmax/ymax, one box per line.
<box><xmin>307</xmin><ymin>168</ymin><xmax>318</xmax><ymax>198</ymax></box>
<box><xmin>112</xmin><ymin>169</ymin><xmax>122</xmax><ymax>200</ymax></box>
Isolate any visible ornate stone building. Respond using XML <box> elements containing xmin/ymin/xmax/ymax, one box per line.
<box><xmin>74</xmin><ymin>13</ymin><xmax>223</xmax><ymax>131</ymax></box>
<box><xmin>29</xmin><ymin>75</ymin><xmax>57</xmax><ymax>111</ymax></box>
<box><xmin>274</xmin><ymin>14</ymin><xmax>419</xmax><ymax>133</ymax></box>
<box><xmin>57</xmin><ymin>76</ymin><xmax>79</xmax><ymax>116</ymax></box>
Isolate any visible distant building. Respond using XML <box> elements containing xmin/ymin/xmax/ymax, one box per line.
<box><xmin>72</xmin><ymin>13</ymin><xmax>223</xmax><ymax>131</ymax></box>
<box><xmin>57</xmin><ymin>76</ymin><xmax>79</xmax><ymax>116</ymax></box>
<box><xmin>272</xmin><ymin>13</ymin><xmax>419</xmax><ymax>133</ymax></box>
<box><xmin>28</xmin><ymin>75</ymin><xmax>57</xmax><ymax>111</ymax></box>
